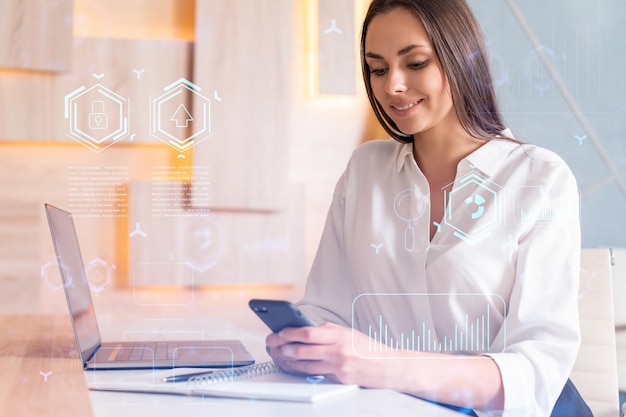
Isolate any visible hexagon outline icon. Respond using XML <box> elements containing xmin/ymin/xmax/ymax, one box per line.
<box><xmin>444</xmin><ymin>172</ymin><xmax>504</xmax><ymax>243</ymax></box>
<box><xmin>72</xmin><ymin>87</ymin><xmax>125</xmax><ymax>144</ymax></box>
<box><xmin>525</xmin><ymin>45</ymin><xmax>562</xmax><ymax>94</ymax></box>
<box><xmin>64</xmin><ymin>84</ymin><xmax>130</xmax><ymax>152</ymax></box>
<box><xmin>85</xmin><ymin>257</ymin><xmax>114</xmax><ymax>293</ymax></box>
<box><xmin>150</xmin><ymin>78</ymin><xmax>213</xmax><ymax>153</ymax></box>
<box><xmin>41</xmin><ymin>260</ymin><xmax>73</xmax><ymax>291</ymax></box>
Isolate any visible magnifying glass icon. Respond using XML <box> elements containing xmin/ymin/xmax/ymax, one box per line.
<box><xmin>393</xmin><ymin>189</ymin><xmax>427</xmax><ymax>251</ymax></box>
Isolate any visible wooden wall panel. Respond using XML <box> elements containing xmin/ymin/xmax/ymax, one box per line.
<box><xmin>0</xmin><ymin>0</ymin><xmax>73</xmax><ymax>72</ymax></box>
<box><xmin>0</xmin><ymin>37</ymin><xmax>193</xmax><ymax>144</ymax></box>
<box><xmin>74</xmin><ymin>0</ymin><xmax>195</xmax><ymax>40</ymax></box>
<box><xmin>192</xmin><ymin>0</ymin><xmax>292</xmax><ymax>210</ymax></box>
<box><xmin>0</xmin><ymin>143</ymin><xmax>175</xmax><ymax>315</ymax></box>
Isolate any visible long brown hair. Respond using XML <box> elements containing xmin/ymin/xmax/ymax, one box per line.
<box><xmin>361</xmin><ymin>0</ymin><xmax>508</xmax><ymax>144</ymax></box>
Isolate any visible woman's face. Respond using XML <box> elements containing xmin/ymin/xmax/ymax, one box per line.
<box><xmin>364</xmin><ymin>7</ymin><xmax>456</xmax><ymax>138</ymax></box>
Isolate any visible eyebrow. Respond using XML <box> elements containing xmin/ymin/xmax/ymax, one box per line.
<box><xmin>365</xmin><ymin>44</ymin><xmax>426</xmax><ymax>60</ymax></box>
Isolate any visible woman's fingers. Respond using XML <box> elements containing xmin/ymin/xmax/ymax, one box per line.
<box><xmin>265</xmin><ymin>331</ymin><xmax>289</xmax><ymax>348</ymax></box>
<box><xmin>264</xmin><ymin>323</ymin><xmax>373</xmax><ymax>385</ymax></box>
<box><xmin>280</xmin><ymin>341</ymin><xmax>330</xmax><ymax>360</ymax></box>
<box><xmin>278</xmin><ymin>322</ymin><xmax>342</xmax><ymax>344</ymax></box>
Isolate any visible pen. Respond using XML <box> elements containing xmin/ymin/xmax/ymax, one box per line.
<box><xmin>162</xmin><ymin>371</ymin><xmax>214</xmax><ymax>383</ymax></box>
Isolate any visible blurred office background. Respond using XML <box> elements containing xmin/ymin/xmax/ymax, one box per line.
<box><xmin>0</xmin><ymin>0</ymin><xmax>624</xmax><ymax>312</ymax></box>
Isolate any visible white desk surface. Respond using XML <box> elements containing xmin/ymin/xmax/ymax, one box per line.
<box><xmin>88</xmin><ymin>387</ymin><xmax>463</xmax><ymax>417</ymax></box>
<box><xmin>9</xmin><ymin>286</ymin><xmax>466</xmax><ymax>416</ymax></box>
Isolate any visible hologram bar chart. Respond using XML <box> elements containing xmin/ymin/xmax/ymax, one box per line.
<box><xmin>367</xmin><ymin>303</ymin><xmax>492</xmax><ymax>354</ymax></box>
<box><xmin>519</xmin><ymin>203</ymin><xmax>576</xmax><ymax>224</ymax></box>
<box><xmin>352</xmin><ymin>293</ymin><xmax>506</xmax><ymax>358</ymax></box>
<box><xmin>513</xmin><ymin>186</ymin><xmax>580</xmax><ymax>226</ymax></box>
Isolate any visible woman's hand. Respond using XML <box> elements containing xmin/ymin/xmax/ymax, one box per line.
<box><xmin>266</xmin><ymin>322</ymin><xmax>503</xmax><ymax>410</ymax></box>
<box><xmin>265</xmin><ymin>322</ymin><xmax>386</xmax><ymax>386</ymax></box>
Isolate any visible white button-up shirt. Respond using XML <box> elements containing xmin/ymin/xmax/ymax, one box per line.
<box><xmin>298</xmin><ymin>138</ymin><xmax>581</xmax><ymax>416</ymax></box>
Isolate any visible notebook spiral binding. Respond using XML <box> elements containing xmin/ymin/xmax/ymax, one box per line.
<box><xmin>187</xmin><ymin>361</ymin><xmax>281</xmax><ymax>386</ymax></box>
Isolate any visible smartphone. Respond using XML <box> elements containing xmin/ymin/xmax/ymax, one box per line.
<box><xmin>249</xmin><ymin>299</ymin><xmax>314</xmax><ymax>333</ymax></box>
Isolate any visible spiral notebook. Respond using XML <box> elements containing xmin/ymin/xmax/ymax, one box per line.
<box><xmin>87</xmin><ymin>361</ymin><xmax>358</xmax><ymax>402</ymax></box>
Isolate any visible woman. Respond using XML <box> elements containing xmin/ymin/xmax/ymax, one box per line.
<box><xmin>266</xmin><ymin>0</ymin><xmax>590</xmax><ymax>415</ymax></box>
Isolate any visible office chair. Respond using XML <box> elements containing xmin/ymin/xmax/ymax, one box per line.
<box><xmin>570</xmin><ymin>248</ymin><xmax>620</xmax><ymax>417</ymax></box>
<box><xmin>610</xmin><ymin>248</ymin><xmax>626</xmax><ymax>416</ymax></box>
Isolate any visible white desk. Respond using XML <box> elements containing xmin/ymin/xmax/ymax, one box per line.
<box><xmin>1</xmin><ymin>288</ymin><xmax>465</xmax><ymax>416</ymax></box>
<box><xmin>88</xmin><ymin>386</ymin><xmax>463</xmax><ymax>417</ymax></box>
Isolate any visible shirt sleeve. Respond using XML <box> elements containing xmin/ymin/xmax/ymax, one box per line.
<box><xmin>297</xmin><ymin>167</ymin><xmax>354</xmax><ymax>327</ymax></box>
<box><xmin>480</xmin><ymin>161</ymin><xmax>582</xmax><ymax>416</ymax></box>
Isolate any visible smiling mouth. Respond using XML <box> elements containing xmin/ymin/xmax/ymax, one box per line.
<box><xmin>391</xmin><ymin>99</ymin><xmax>423</xmax><ymax>111</ymax></box>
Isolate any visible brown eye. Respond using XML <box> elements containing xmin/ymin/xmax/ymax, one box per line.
<box><xmin>408</xmin><ymin>61</ymin><xmax>427</xmax><ymax>70</ymax></box>
<box><xmin>370</xmin><ymin>68</ymin><xmax>388</xmax><ymax>76</ymax></box>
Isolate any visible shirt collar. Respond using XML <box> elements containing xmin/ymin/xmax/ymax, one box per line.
<box><xmin>461</xmin><ymin>140</ymin><xmax>504</xmax><ymax>178</ymax></box>
<box><xmin>395</xmin><ymin>135</ymin><xmax>521</xmax><ymax>178</ymax></box>
<box><xmin>462</xmin><ymin>138</ymin><xmax>521</xmax><ymax>178</ymax></box>
<box><xmin>396</xmin><ymin>142</ymin><xmax>414</xmax><ymax>173</ymax></box>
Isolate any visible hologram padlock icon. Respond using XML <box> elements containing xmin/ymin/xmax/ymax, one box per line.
<box><xmin>88</xmin><ymin>101</ymin><xmax>108</xmax><ymax>130</ymax></box>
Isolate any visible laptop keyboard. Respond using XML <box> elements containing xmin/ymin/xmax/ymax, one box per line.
<box><xmin>110</xmin><ymin>342</ymin><xmax>180</xmax><ymax>361</ymax></box>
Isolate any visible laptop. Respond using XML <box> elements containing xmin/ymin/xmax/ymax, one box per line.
<box><xmin>44</xmin><ymin>203</ymin><xmax>255</xmax><ymax>370</ymax></box>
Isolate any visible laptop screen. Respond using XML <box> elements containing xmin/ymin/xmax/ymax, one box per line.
<box><xmin>45</xmin><ymin>204</ymin><xmax>102</xmax><ymax>365</ymax></box>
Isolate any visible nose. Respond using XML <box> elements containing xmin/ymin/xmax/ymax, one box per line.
<box><xmin>384</xmin><ymin>67</ymin><xmax>407</xmax><ymax>95</ymax></box>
